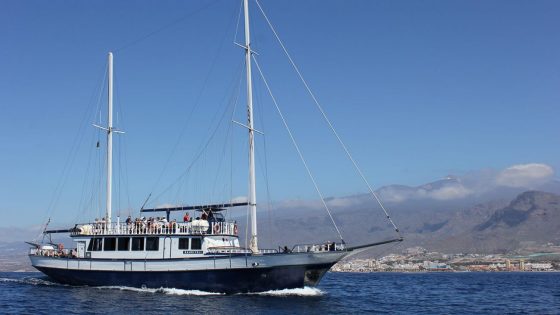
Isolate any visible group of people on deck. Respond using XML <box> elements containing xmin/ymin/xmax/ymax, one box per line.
<box><xmin>93</xmin><ymin>217</ymin><xmax>108</xmax><ymax>230</ymax></box>
<box><xmin>183</xmin><ymin>210</ymin><xmax>215</xmax><ymax>222</ymax></box>
<box><xmin>89</xmin><ymin>210</ymin><xmax>217</xmax><ymax>235</ymax></box>
<box><xmin>123</xmin><ymin>216</ymin><xmax>178</xmax><ymax>233</ymax></box>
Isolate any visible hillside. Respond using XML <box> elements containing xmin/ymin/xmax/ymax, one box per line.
<box><xmin>254</xmin><ymin>191</ymin><xmax>560</xmax><ymax>255</ymax></box>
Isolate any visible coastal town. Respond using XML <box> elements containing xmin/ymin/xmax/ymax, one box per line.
<box><xmin>332</xmin><ymin>246</ymin><xmax>560</xmax><ymax>272</ymax></box>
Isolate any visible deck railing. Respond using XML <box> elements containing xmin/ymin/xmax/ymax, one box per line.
<box><xmin>291</xmin><ymin>242</ymin><xmax>346</xmax><ymax>253</ymax></box>
<box><xmin>70</xmin><ymin>221</ymin><xmax>238</xmax><ymax>237</ymax></box>
<box><xmin>206</xmin><ymin>247</ymin><xmax>279</xmax><ymax>255</ymax></box>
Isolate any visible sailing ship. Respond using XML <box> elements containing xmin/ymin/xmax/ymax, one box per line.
<box><xmin>28</xmin><ymin>0</ymin><xmax>402</xmax><ymax>294</ymax></box>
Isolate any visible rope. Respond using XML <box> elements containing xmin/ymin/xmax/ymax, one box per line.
<box><xmin>255</xmin><ymin>0</ymin><xmax>401</xmax><ymax>237</ymax></box>
<box><xmin>252</xmin><ymin>55</ymin><xmax>344</xmax><ymax>243</ymax></box>
<box><xmin>43</xmin><ymin>61</ymin><xmax>108</xmax><ymax>230</ymax></box>
<box><xmin>233</xmin><ymin>0</ymin><xmax>244</xmax><ymax>44</ymax></box>
<box><xmin>146</xmin><ymin>3</ymin><xmax>240</xmax><ymax>205</ymax></box>
<box><xmin>151</xmin><ymin>59</ymin><xmax>245</xmax><ymax>204</ymax></box>
<box><xmin>113</xmin><ymin>0</ymin><xmax>224</xmax><ymax>53</ymax></box>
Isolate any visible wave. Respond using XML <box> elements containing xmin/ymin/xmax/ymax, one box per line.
<box><xmin>1</xmin><ymin>277</ymin><xmax>323</xmax><ymax>297</ymax></box>
<box><xmin>0</xmin><ymin>277</ymin><xmax>62</xmax><ymax>287</ymax></box>
<box><xmin>247</xmin><ymin>287</ymin><xmax>324</xmax><ymax>297</ymax></box>
<box><xmin>96</xmin><ymin>286</ymin><xmax>224</xmax><ymax>296</ymax></box>
<box><xmin>96</xmin><ymin>286</ymin><xmax>323</xmax><ymax>296</ymax></box>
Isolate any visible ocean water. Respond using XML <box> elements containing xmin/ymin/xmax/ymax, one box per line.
<box><xmin>1</xmin><ymin>272</ymin><xmax>559</xmax><ymax>314</ymax></box>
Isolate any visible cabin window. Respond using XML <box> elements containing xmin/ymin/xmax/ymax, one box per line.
<box><xmin>131</xmin><ymin>237</ymin><xmax>144</xmax><ymax>251</ymax></box>
<box><xmin>104</xmin><ymin>237</ymin><xmax>116</xmax><ymax>251</ymax></box>
<box><xmin>191</xmin><ymin>238</ymin><xmax>202</xmax><ymax>250</ymax></box>
<box><xmin>146</xmin><ymin>237</ymin><xmax>159</xmax><ymax>251</ymax></box>
<box><xmin>87</xmin><ymin>238</ymin><xmax>102</xmax><ymax>251</ymax></box>
<box><xmin>117</xmin><ymin>237</ymin><xmax>130</xmax><ymax>251</ymax></box>
<box><xmin>178</xmin><ymin>238</ymin><xmax>189</xmax><ymax>250</ymax></box>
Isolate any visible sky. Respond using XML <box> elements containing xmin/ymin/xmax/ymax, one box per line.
<box><xmin>0</xmin><ymin>0</ymin><xmax>559</xmax><ymax>227</ymax></box>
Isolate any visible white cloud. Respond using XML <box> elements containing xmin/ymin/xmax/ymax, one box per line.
<box><xmin>270</xmin><ymin>163</ymin><xmax>556</xmax><ymax>209</ymax></box>
<box><xmin>495</xmin><ymin>163</ymin><xmax>554</xmax><ymax>188</ymax></box>
<box><xmin>278</xmin><ymin>199</ymin><xmax>322</xmax><ymax>209</ymax></box>
<box><xmin>378</xmin><ymin>187</ymin><xmax>414</xmax><ymax>203</ymax></box>
<box><xmin>373</xmin><ymin>163</ymin><xmax>555</xmax><ymax>203</ymax></box>
<box><xmin>426</xmin><ymin>184</ymin><xmax>472</xmax><ymax>200</ymax></box>
<box><xmin>326</xmin><ymin>197</ymin><xmax>363</xmax><ymax>208</ymax></box>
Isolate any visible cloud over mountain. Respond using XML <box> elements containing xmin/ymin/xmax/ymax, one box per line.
<box><xmin>378</xmin><ymin>163</ymin><xmax>556</xmax><ymax>203</ymax></box>
<box><xmin>495</xmin><ymin>163</ymin><xmax>554</xmax><ymax>188</ymax></box>
<box><xmin>268</xmin><ymin>163</ymin><xmax>558</xmax><ymax>216</ymax></box>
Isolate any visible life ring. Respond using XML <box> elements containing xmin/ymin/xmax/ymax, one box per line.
<box><xmin>213</xmin><ymin>224</ymin><xmax>221</xmax><ymax>234</ymax></box>
<box><xmin>57</xmin><ymin>243</ymin><xmax>64</xmax><ymax>251</ymax></box>
<box><xmin>234</xmin><ymin>224</ymin><xmax>238</xmax><ymax>235</ymax></box>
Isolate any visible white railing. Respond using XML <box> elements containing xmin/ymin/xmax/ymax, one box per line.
<box><xmin>206</xmin><ymin>247</ymin><xmax>279</xmax><ymax>255</ymax></box>
<box><xmin>29</xmin><ymin>247</ymin><xmax>75</xmax><ymax>258</ymax></box>
<box><xmin>291</xmin><ymin>242</ymin><xmax>346</xmax><ymax>253</ymax></box>
<box><xmin>71</xmin><ymin>221</ymin><xmax>239</xmax><ymax>237</ymax></box>
<box><xmin>206</xmin><ymin>247</ymin><xmax>253</xmax><ymax>255</ymax></box>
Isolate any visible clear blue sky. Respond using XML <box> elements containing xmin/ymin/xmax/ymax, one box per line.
<box><xmin>1</xmin><ymin>0</ymin><xmax>559</xmax><ymax>226</ymax></box>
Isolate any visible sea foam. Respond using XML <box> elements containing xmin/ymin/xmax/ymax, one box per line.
<box><xmin>247</xmin><ymin>287</ymin><xmax>324</xmax><ymax>297</ymax></box>
<box><xmin>96</xmin><ymin>285</ymin><xmax>223</xmax><ymax>296</ymax></box>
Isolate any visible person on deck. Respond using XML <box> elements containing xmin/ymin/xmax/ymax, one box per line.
<box><xmin>183</xmin><ymin>212</ymin><xmax>190</xmax><ymax>222</ymax></box>
<box><xmin>170</xmin><ymin>219</ymin><xmax>177</xmax><ymax>233</ymax></box>
<box><xmin>100</xmin><ymin>217</ymin><xmax>106</xmax><ymax>231</ymax></box>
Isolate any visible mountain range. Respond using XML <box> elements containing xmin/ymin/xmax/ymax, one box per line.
<box><xmin>1</xmin><ymin>167</ymin><xmax>559</xmax><ymax>271</ymax></box>
<box><xmin>252</xmin><ymin>175</ymin><xmax>560</xmax><ymax>255</ymax></box>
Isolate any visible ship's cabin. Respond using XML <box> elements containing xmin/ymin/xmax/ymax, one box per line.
<box><xmin>29</xmin><ymin>202</ymin><xmax>348</xmax><ymax>259</ymax></box>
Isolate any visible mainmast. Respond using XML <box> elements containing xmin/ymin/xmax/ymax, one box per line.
<box><xmin>106</xmin><ymin>52</ymin><xmax>114</xmax><ymax>225</ymax></box>
<box><xmin>244</xmin><ymin>0</ymin><xmax>259</xmax><ymax>253</ymax></box>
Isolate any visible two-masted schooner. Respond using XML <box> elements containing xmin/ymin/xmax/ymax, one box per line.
<box><xmin>28</xmin><ymin>0</ymin><xmax>402</xmax><ymax>294</ymax></box>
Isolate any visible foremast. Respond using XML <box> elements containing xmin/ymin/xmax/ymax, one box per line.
<box><xmin>106</xmin><ymin>52</ymin><xmax>114</xmax><ymax>225</ymax></box>
<box><xmin>94</xmin><ymin>52</ymin><xmax>121</xmax><ymax>225</ymax></box>
<box><xmin>244</xmin><ymin>0</ymin><xmax>259</xmax><ymax>253</ymax></box>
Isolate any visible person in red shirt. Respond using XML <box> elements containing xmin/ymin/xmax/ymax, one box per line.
<box><xmin>183</xmin><ymin>212</ymin><xmax>191</xmax><ymax>222</ymax></box>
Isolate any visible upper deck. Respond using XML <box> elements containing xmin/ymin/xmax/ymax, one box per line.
<box><xmin>71</xmin><ymin>220</ymin><xmax>238</xmax><ymax>237</ymax></box>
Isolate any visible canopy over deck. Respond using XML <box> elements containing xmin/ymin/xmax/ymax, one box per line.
<box><xmin>141</xmin><ymin>202</ymin><xmax>249</xmax><ymax>220</ymax></box>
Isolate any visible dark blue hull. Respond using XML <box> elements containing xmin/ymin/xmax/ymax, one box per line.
<box><xmin>35</xmin><ymin>263</ymin><xmax>333</xmax><ymax>294</ymax></box>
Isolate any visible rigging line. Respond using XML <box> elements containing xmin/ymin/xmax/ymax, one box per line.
<box><xmin>117</xmin><ymin>126</ymin><xmax>122</xmax><ymax>217</ymax></box>
<box><xmin>146</xmin><ymin>5</ymin><xmax>241</xmax><ymax>201</ymax></box>
<box><xmin>252</xmin><ymin>55</ymin><xmax>345</xmax><ymax>243</ymax></box>
<box><xmin>45</xmin><ymin>62</ymin><xmax>108</xmax><ymax>225</ymax></box>
<box><xmin>80</xmin><ymin>70</ymin><xmax>108</xmax><ymax>221</ymax></box>
<box><xmin>228</xmin><ymin>60</ymin><xmax>245</xmax><ymax>219</ymax></box>
<box><xmin>253</xmin><ymin>77</ymin><xmax>274</xmax><ymax>245</ymax></box>
<box><xmin>169</xmin><ymin>58</ymin><xmax>244</xmax><ymax>205</ymax></box>
<box><xmin>113</xmin><ymin>0</ymin><xmax>224</xmax><ymax>53</ymax></box>
<box><xmin>151</xmin><ymin>62</ymin><xmax>244</xmax><ymax>203</ymax></box>
<box><xmin>255</xmin><ymin>0</ymin><xmax>401</xmax><ymax>236</ymax></box>
<box><xmin>113</xmin><ymin>72</ymin><xmax>133</xmax><ymax>214</ymax></box>
<box><xmin>233</xmin><ymin>0</ymin><xmax>243</xmax><ymax>44</ymax></box>
<box><xmin>74</xmin><ymin>129</ymin><xmax>96</xmax><ymax>222</ymax></box>
<box><xmin>97</xmin><ymin>128</ymin><xmax>104</xmax><ymax>219</ymax></box>
<box><xmin>211</xmin><ymin>65</ymin><xmax>244</xmax><ymax>199</ymax></box>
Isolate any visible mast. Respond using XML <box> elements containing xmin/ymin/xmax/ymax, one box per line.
<box><xmin>106</xmin><ymin>52</ymin><xmax>114</xmax><ymax>225</ymax></box>
<box><xmin>244</xmin><ymin>0</ymin><xmax>259</xmax><ymax>253</ymax></box>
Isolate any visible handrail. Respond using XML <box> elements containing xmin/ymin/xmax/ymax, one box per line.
<box><xmin>291</xmin><ymin>242</ymin><xmax>346</xmax><ymax>253</ymax></box>
<box><xmin>70</xmin><ymin>221</ymin><xmax>239</xmax><ymax>237</ymax></box>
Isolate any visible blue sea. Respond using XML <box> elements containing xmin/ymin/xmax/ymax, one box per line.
<box><xmin>1</xmin><ymin>272</ymin><xmax>559</xmax><ymax>314</ymax></box>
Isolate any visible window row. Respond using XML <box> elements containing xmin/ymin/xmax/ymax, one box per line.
<box><xmin>86</xmin><ymin>237</ymin><xmax>202</xmax><ymax>252</ymax></box>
